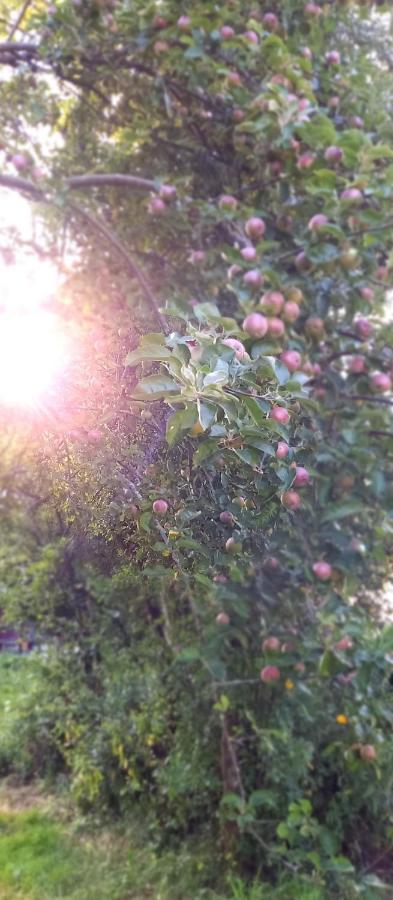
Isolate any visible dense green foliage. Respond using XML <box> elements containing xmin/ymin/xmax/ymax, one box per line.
<box><xmin>0</xmin><ymin>0</ymin><xmax>393</xmax><ymax>896</ymax></box>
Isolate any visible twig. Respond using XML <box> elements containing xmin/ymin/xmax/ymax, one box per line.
<box><xmin>7</xmin><ymin>0</ymin><xmax>33</xmax><ymax>41</ymax></box>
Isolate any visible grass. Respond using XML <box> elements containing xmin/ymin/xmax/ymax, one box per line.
<box><xmin>0</xmin><ymin>655</ymin><xmax>342</xmax><ymax>899</ymax></box>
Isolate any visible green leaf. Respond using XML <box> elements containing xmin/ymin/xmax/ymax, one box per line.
<box><xmin>198</xmin><ymin>399</ymin><xmax>216</xmax><ymax>430</ymax></box>
<box><xmin>322</xmin><ymin>501</ymin><xmax>366</xmax><ymax>523</ymax></box>
<box><xmin>203</xmin><ymin>359</ymin><xmax>229</xmax><ymax>387</ymax></box>
<box><xmin>318</xmin><ymin>650</ymin><xmax>342</xmax><ymax>677</ymax></box>
<box><xmin>233</xmin><ymin>446</ymin><xmax>261</xmax><ymax>467</ymax></box>
<box><xmin>193</xmin><ymin>438</ymin><xmax>220</xmax><ymax>464</ymax></box>
<box><xmin>166</xmin><ymin>406</ymin><xmax>197</xmax><ymax>446</ymax></box>
<box><xmin>298</xmin><ymin>114</ymin><xmax>337</xmax><ymax>149</ymax></box>
<box><xmin>125</xmin><ymin>333</ymin><xmax>172</xmax><ymax>366</ymax></box>
<box><xmin>242</xmin><ymin>395</ymin><xmax>268</xmax><ymax>426</ymax></box>
<box><xmin>133</xmin><ymin>374</ymin><xmax>179</xmax><ymax>399</ymax></box>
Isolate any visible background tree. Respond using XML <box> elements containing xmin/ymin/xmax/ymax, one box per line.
<box><xmin>0</xmin><ymin>1</ymin><xmax>393</xmax><ymax>896</ymax></box>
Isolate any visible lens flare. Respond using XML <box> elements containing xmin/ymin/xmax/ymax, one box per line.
<box><xmin>0</xmin><ymin>310</ymin><xmax>68</xmax><ymax>407</ymax></box>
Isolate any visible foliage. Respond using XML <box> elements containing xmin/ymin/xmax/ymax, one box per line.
<box><xmin>0</xmin><ymin>0</ymin><xmax>392</xmax><ymax>896</ymax></box>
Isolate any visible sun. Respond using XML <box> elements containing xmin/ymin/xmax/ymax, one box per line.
<box><xmin>0</xmin><ymin>309</ymin><xmax>69</xmax><ymax>407</ymax></box>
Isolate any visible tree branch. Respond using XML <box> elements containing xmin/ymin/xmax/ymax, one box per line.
<box><xmin>7</xmin><ymin>0</ymin><xmax>33</xmax><ymax>42</ymax></box>
<box><xmin>65</xmin><ymin>173</ymin><xmax>157</xmax><ymax>191</ymax></box>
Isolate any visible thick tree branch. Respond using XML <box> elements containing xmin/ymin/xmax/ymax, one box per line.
<box><xmin>66</xmin><ymin>174</ymin><xmax>157</xmax><ymax>191</ymax></box>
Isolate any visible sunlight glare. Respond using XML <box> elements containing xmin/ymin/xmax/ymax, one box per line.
<box><xmin>0</xmin><ymin>310</ymin><xmax>68</xmax><ymax>407</ymax></box>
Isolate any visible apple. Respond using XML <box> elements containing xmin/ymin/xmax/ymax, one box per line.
<box><xmin>325</xmin><ymin>50</ymin><xmax>341</xmax><ymax>66</ymax></box>
<box><xmin>295</xmin><ymin>251</ymin><xmax>312</xmax><ymax>271</ymax></box>
<box><xmin>188</xmin><ymin>249</ymin><xmax>205</xmax><ymax>264</ymax></box>
<box><xmin>263</xmin><ymin>556</ymin><xmax>279</xmax><ymax>571</ymax></box>
<box><xmin>287</xmin><ymin>287</ymin><xmax>303</xmax><ymax>304</ymax></box>
<box><xmin>375</xmin><ymin>265</ymin><xmax>388</xmax><ymax>281</ymax></box>
<box><xmin>11</xmin><ymin>153</ymin><xmax>28</xmax><ymax>170</ymax></box>
<box><xmin>324</xmin><ymin>145</ymin><xmax>343</xmax><ymax>164</ymax></box>
<box><xmin>282</xmin><ymin>301</ymin><xmax>300</xmax><ymax>323</ymax></box>
<box><xmin>297</xmin><ymin>153</ymin><xmax>315</xmax><ymax>170</ymax></box>
<box><xmin>242</xmin><ymin>312</ymin><xmax>268</xmax><ymax>338</ymax></box>
<box><xmin>225</xmin><ymin>537</ymin><xmax>241</xmax><ymax>554</ymax></box>
<box><xmin>354</xmin><ymin>316</ymin><xmax>373</xmax><ymax>339</ymax></box>
<box><xmin>219</xmin><ymin>194</ymin><xmax>238</xmax><ymax>210</ymax></box>
<box><xmin>222</xmin><ymin>337</ymin><xmax>247</xmax><ymax>361</ymax></box>
<box><xmin>177</xmin><ymin>15</ymin><xmax>191</xmax><ymax>30</ymax></box>
<box><xmin>243</xmin><ymin>269</ymin><xmax>263</xmax><ymax>288</ymax></box>
<box><xmin>312</xmin><ymin>560</ymin><xmax>332</xmax><ymax>580</ymax></box>
<box><xmin>348</xmin><ymin>355</ymin><xmax>366</xmax><ymax>374</ymax></box>
<box><xmin>148</xmin><ymin>197</ymin><xmax>166</xmax><ymax>215</ymax></box>
<box><xmin>220</xmin><ymin>511</ymin><xmax>235</xmax><ymax>526</ymax></box>
<box><xmin>308</xmin><ymin>213</ymin><xmax>329</xmax><ymax>232</ymax></box>
<box><xmin>270</xmin><ymin>406</ymin><xmax>290</xmax><ymax>424</ymax></box>
<box><xmin>220</xmin><ymin>25</ymin><xmax>235</xmax><ymax>39</ymax></box>
<box><xmin>213</xmin><ymin>574</ymin><xmax>227</xmax><ymax>583</ymax></box>
<box><xmin>295</xmin><ymin>662</ymin><xmax>306</xmax><ymax>673</ymax></box>
<box><xmin>259</xmin><ymin>290</ymin><xmax>284</xmax><ymax>314</ymax></box>
<box><xmin>268</xmin><ymin>317</ymin><xmax>285</xmax><ymax>339</ymax></box>
<box><xmin>349</xmin><ymin>115</ymin><xmax>364</xmax><ymax>129</ymax></box>
<box><xmin>301</xmin><ymin>46</ymin><xmax>312</xmax><ymax>60</ymax></box>
<box><xmin>228</xmin><ymin>264</ymin><xmax>242</xmax><ymax>279</ymax></box>
<box><xmin>293</xmin><ymin>466</ymin><xmax>310</xmax><ymax>487</ymax></box>
<box><xmin>281</xmin><ymin>490</ymin><xmax>301</xmax><ymax>511</ymax></box>
<box><xmin>233</xmin><ymin>108</ymin><xmax>245</xmax><ymax>122</ymax></box>
<box><xmin>269</xmin><ymin>159</ymin><xmax>283</xmax><ymax>176</ymax></box>
<box><xmin>227</xmin><ymin>70</ymin><xmax>242</xmax><ymax>86</ymax></box>
<box><xmin>369</xmin><ymin>371</ymin><xmax>392</xmax><ymax>393</ymax></box>
<box><xmin>340</xmin><ymin>187</ymin><xmax>362</xmax><ymax>204</ymax></box>
<box><xmin>153</xmin><ymin>40</ymin><xmax>169</xmax><ymax>53</ymax></box>
<box><xmin>305</xmin><ymin>317</ymin><xmax>325</xmax><ymax>339</ymax></box>
<box><xmin>280</xmin><ymin>350</ymin><xmax>302</xmax><ymax>372</ymax></box>
<box><xmin>243</xmin><ymin>29</ymin><xmax>259</xmax><ymax>43</ymax></box>
<box><xmin>216</xmin><ymin>611</ymin><xmax>230</xmax><ymax>625</ymax></box>
<box><xmin>262</xmin><ymin>636</ymin><xmax>281</xmax><ymax>652</ymax></box>
<box><xmin>304</xmin><ymin>2</ymin><xmax>322</xmax><ymax>17</ymax></box>
<box><xmin>340</xmin><ymin>247</ymin><xmax>359</xmax><ymax>270</ymax></box>
<box><xmin>245</xmin><ymin>216</ymin><xmax>266</xmax><ymax>240</ymax></box>
<box><xmin>263</xmin><ymin>12</ymin><xmax>279</xmax><ymax>31</ymax></box>
<box><xmin>360</xmin><ymin>286</ymin><xmax>374</xmax><ymax>302</ymax></box>
<box><xmin>276</xmin><ymin>441</ymin><xmax>289</xmax><ymax>459</ymax></box>
<box><xmin>241</xmin><ymin>246</ymin><xmax>257</xmax><ymax>262</ymax></box>
<box><xmin>334</xmin><ymin>636</ymin><xmax>353</xmax><ymax>651</ymax></box>
<box><xmin>260</xmin><ymin>665</ymin><xmax>280</xmax><ymax>683</ymax></box>
<box><xmin>153</xmin><ymin>15</ymin><xmax>168</xmax><ymax>28</ymax></box>
<box><xmin>159</xmin><ymin>184</ymin><xmax>177</xmax><ymax>201</ymax></box>
<box><xmin>359</xmin><ymin>744</ymin><xmax>377</xmax><ymax>761</ymax></box>
<box><xmin>153</xmin><ymin>499</ymin><xmax>168</xmax><ymax>516</ymax></box>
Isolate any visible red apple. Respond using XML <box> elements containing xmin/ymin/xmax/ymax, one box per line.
<box><xmin>153</xmin><ymin>499</ymin><xmax>168</xmax><ymax>516</ymax></box>
<box><xmin>243</xmin><ymin>29</ymin><xmax>259</xmax><ymax>43</ymax></box>
<box><xmin>225</xmin><ymin>537</ymin><xmax>241</xmax><ymax>554</ymax></box>
<box><xmin>297</xmin><ymin>153</ymin><xmax>315</xmax><ymax>170</ymax></box>
<box><xmin>359</xmin><ymin>744</ymin><xmax>377</xmax><ymax>762</ymax></box>
<box><xmin>280</xmin><ymin>350</ymin><xmax>302</xmax><ymax>372</ymax></box>
<box><xmin>220</xmin><ymin>25</ymin><xmax>235</xmax><ymax>39</ymax></box>
<box><xmin>241</xmin><ymin>246</ymin><xmax>257</xmax><ymax>261</ymax></box>
<box><xmin>324</xmin><ymin>145</ymin><xmax>343</xmax><ymax>164</ymax></box>
<box><xmin>268</xmin><ymin>317</ymin><xmax>285</xmax><ymax>339</ymax></box>
<box><xmin>281</xmin><ymin>490</ymin><xmax>301</xmax><ymax>511</ymax></box>
<box><xmin>340</xmin><ymin>187</ymin><xmax>362</xmax><ymax>204</ymax></box>
<box><xmin>243</xmin><ymin>269</ymin><xmax>263</xmax><ymax>288</ymax></box>
<box><xmin>227</xmin><ymin>70</ymin><xmax>242</xmax><ymax>86</ymax></box>
<box><xmin>276</xmin><ymin>441</ymin><xmax>290</xmax><ymax>459</ymax></box>
<box><xmin>282</xmin><ymin>301</ymin><xmax>300</xmax><ymax>323</ymax></box>
<box><xmin>219</xmin><ymin>193</ymin><xmax>238</xmax><ymax>210</ymax></box>
<box><xmin>87</xmin><ymin>429</ymin><xmax>103</xmax><ymax>444</ymax></box>
<box><xmin>11</xmin><ymin>153</ymin><xmax>29</xmax><ymax>170</ymax></box>
<box><xmin>335</xmin><ymin>636</ymin><xmax>353</xmax><ymax>651</ymax></box>
<box><xmin>177</xmin><ymin>15</ymin><xmax>191</xmax><ymax>30</ymax></box>
<box><xmin>159</xmin><ymin>184</ymin><xmax>177</xmax><ymax>201</ymax></box>
<box><xmin>220</xmin><ymin>511</ymin><xmax>235</xmax><ymax>526</ymax></box>
<box><xmin>354</xmin><ymin>317</ymin><xmax>373</xmax><ymax>339</ymax></box>
<box><xmin>293</xmin><ymin>466</ymin><xmax>310</xmax><ymax>487</ymax></box>
<box><xmin>263</xmin><ymin>556</ymin><xmax>280</xmax><ymax>571</ymax></box>
<box><xmin>305</xmin><ymin>317</ymin><xmax>325</xmax><ymax>339</ymax></box>
<box><xmin>243</xmin><ymin>312</ymin><xmax>268</xmax><ymax>338</ymax></box>
<box><xmin>260</xmin><ymin>665</ymin><xmax>280</xmax><ymax>683</ymax></box>
<box><xmin>308</xmin><ymin>213</ymin><xmax>329</xmax><ymax>232</ymax></box>
<box><xmin>301</xmin><ymin>46</ymin><xmax>312</xmax><ymax>60</ymax></box>
<box><xmin>325</xmin><ymin>50</ymin><xmax>341</xmax><ymax>66</ymax></box>
<box><xmin>263</xmin><ymin>12</ymin><xmax>279</xmax><ymax>31</ymax></box>
<box><xmin>360</xmin><ymin>286</ymin><xmax>374</xmax><ymax>302</ymax></box>
<box><xmin>262</xmin><ymin>636</ymin><xmax>281</xmax><ymax>652</ymax></box>
<box><xmin>348</xmin><ymin>355</ymin><xmax>366</xmax><ymax>374</ymax></box>
<box><xmin>349</xmin><ymin>115</ymin><xmax>364</xmax><ymax>129</ymax></box>
<box><xmin>148</xmin><ymin>196</ymin><xmax>166</xmax><ymax>215</ymax></box>
<box><xmin>270</xmin><ymin>406</ymin><xmax>290</xmax><ymax>424</ymax></box>
<box><xmin>259</xmin><ymin>291</ymin><xmax>285</xmax><ymax>315</ymax></box>
<box><xmin>245</xmin><ymin>217</ymin><xmax>266</xmax><ymax>240</ymax></box>
<box><xmin>216</xmin><ymin>611</ymin><xmax>230</xmax><ymax>625</ymax></box>
<box><xmin>222</xmin><ymin>337</ymin><xmax>247</xmax><ymax>360</ymax></box>
<box><xmin>369</xmin><ymin>371</ymin><xmax>392</xmax><ymax>393</ymax></box>
<box><xmin>312</xmin><ymin>560</ymin><xmax>332</xmax><ymax>581</ymax></box>
<box><xmin>153</xmin><ymin>40</ymin><xmax>169</xmax><ymax>53</ymax></box>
